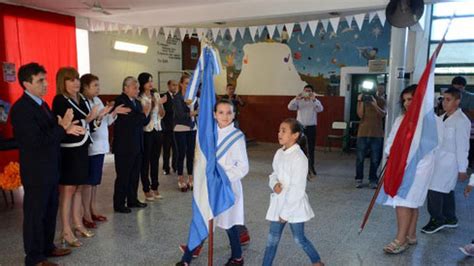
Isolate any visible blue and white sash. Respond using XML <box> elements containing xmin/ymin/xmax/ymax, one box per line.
<box><xmin>216</xmin><ymin>129</ymin><xmax>245</xmax><ymax>161</ymax></box>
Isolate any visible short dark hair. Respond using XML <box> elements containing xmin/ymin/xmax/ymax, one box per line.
<box><xmin>80</xmin><ymin>74</ymin><xmax>99</xmax><ymax>93</ymax></box>
<box><xmin>400</xmin><ymin>84</ymin><xmax>417</xmax><ymax>113</ymax></box>
<box><xmin>444</xmin><ymin>86</ymin><xmax>462</xmax><ymax>100</ymax></box>
<box><xmin>18</xmin><ymin>62</ymin><xmax>46</xmax><ymax>90</ymax></box>
<box><xmin>304</xmin><ymin>84</ymin><xmax>314</xmax><ymax>91</ymax></box>
<box><xmin>451</xmin><ymin>76</ymin><xmax>467</xmax><ymax>87</ymax></box>
<box><xmin>214</xmin><ymin>98</ymin><xmax>234</xmax><ymax>113</ymax></box>
<box><xmin>226</xmin><ymin>83</ymin><xmax>234</xmax><ymax>88</ymax></box>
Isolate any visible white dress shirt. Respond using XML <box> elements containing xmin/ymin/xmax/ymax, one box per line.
<box><xmin>288</xmin><ymin>97</ymin><xmax>324</xmax><ymax>126</ymax></box>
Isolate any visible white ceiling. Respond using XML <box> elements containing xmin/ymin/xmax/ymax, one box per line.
<box><xmin>0</xmin><ymin>0</ymin><xmax>452</xmax><ymax>28</ymax></box>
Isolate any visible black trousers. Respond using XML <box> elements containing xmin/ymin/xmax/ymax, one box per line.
<box><xmin>114</xmin><ymin>152</ymin><xmax>142</xmax><ymax>208</ymax></box>
<box><xmin>427</xmin><ymin>190</ymin><xmax>457</xmax><ymax>223</ymax></box>
<box><xmin>175</xmin><ymin>131</ymin><xmax>196</xmax><ymax>175</ymax></box>
<box><xmin>162</xmin><ymin>130</ymin><xmax>178</xmax><ymax>173</ymax></box>
<box><xmin>304</xmin><ymin>125</ymin><xmax>317</xmax><ymax>172</ymax></box>
<box><xmin>141</xmin><ymin>130</ymin><xmax>163</xmax><ymax>192</ymax></box>
<box><xmin>23</xmin><ymin>184</ymin><xmax>58</xmax><ymax>266</ymax></box>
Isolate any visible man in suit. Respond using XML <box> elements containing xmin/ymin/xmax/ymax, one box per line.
<box><xmin>113</xmin><ymin>76</ymin><xmax>151</xmax><ymax>213</ymax></box>
<box><xmin>161</xmin><ymin>80</ymin><xmax>179</xmax><ymax>175</ymax></box>
<box><xmin>10</xmin><ymin>62</ymin><xmax>85</xmax><ymax>266</ymax></box>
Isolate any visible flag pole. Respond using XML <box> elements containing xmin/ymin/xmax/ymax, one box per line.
<box><xmin>359</xmin><ymin>161</ymin><xmax>388</xmax><ymax>234</ymax></box>
<box><xmin>208</xmin><ymin>219</ymin><xmax>214</xmax><ymax>266</ymax></box>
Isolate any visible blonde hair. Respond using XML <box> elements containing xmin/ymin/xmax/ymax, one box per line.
<box><xmin>56</xmin><ymin>67</ymin><xmax>79</xmax><ymax>97</ymax></box>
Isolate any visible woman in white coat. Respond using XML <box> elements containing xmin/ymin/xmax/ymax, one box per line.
<box><xmin>378</xmin><ymin>85</ymin><xmax>442</xmax><ymax>254</ymax></box>
<box><xmin>177</xmin><ymin>99</ymin><xmax>249</xmax><ymax>266</ymax></box>
<box><xmin>262</xmin><ymin>118</ymin><xmax>323</xmax><ymax>266</ymax></box>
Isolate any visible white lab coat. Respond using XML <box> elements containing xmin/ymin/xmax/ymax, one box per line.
<box><xmin>214</xmin><ymin>123</ymin><xmax>249</xmax><ymax>229</ymax></box>
<box><xmin>430</xmin><ymin>109</ymin><xmax>471</xmax><ymax>193</ymax></box>
<box><xmin>382</xmin><ymin>115</ymin><xmax>442</xmax><ymax>208</ymax></box>
<box><xmin>265</xmin><ymin>144</ymin><xmax>315</xmax><ymax>223</ymax></box>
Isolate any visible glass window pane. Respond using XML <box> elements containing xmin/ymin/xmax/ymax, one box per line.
<box><xmin>431</xmin><ymin>17</ymin><xmax>474</xmax><ymax>41</ymax></box>
<box><xmin>430</xmin><ymin>42</ymin><xmax>474</xmax><ymax>64</ymax></box>
<box><xmin>433</xmin><ymin>2</ymin><xmax>474</xmax><ymax>17</ymax></box>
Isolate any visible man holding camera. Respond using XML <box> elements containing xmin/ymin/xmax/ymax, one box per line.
<box><xmin>355</xmin><ymin>86</ymin><xmax>386</xmax><ymax>189</ymax></box>
<box><xmin>288</xmin><ymin>84</ymin><xmax>324</xmax><ymax>175</ymax></box>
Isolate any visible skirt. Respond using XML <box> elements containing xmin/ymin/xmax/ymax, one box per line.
<box><xmin>88</xmin><ymin>154</ymin><xmax>105</xmax><ymax>186</ymax></box>
<box><xmin>59</xmin><ymin>145</ymin><xmax>89</xmax><ymax>185</ymax></box>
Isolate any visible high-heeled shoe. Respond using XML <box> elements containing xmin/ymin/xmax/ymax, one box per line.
<box><xmin>61</xmin><ymin>232</ymin><xmax>82</xmax><ymax>248</ymax></box>
<box><xmin>73</xmin><ymin>226</ymin><xmax>95</xmax><ymax>238</ymax></box>
<box><xmin>82</xmin><ymin>218</ymin><xmax>97</xmax><ymax>229</ymax></box>
<box><xmin>91</xmin><ymin>214</ymin><xmax>108</xmax><ymax>222</ymax></box>
<box><xmin>187</xmin><ymin>176</ymin><xmax>193</xmax><ymax>191</ymax></box>
<box><xmin>178</xmin><ymin>176</ymin><xmax>188</xmax><ymax>192</ymax></box>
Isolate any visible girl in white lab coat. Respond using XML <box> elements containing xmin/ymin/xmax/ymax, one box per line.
<box><xmin>262</xmin><ymin>118</ymin><xmax>323</xmax><ymax>266</ymax></box>
<box><xmin>380</xmin><ymin>85</ymin><xmax>441</xmax><ymax>254</ymax></box>
<box><xmin>177</xmin><ymin>99</ymin><xmax>249</xmax><ymax>266</ymax></box>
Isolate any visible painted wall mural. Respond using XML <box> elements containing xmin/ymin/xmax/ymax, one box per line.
<box><xmin>214</xmin><ymin>17</ymin><xmax>391</xmax><ymax>96</ymax></box>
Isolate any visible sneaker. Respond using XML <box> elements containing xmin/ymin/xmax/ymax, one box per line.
<box><xmin>369</xmin><ymin>182</ymin><xmax>378</xmax><ymax>189</ymax></box>
<box><xmin>459</xmin><ymin>243</ymin><xmax>474</xmax><ymax>256</ymax></box>
<box><xmin>175</xmin><ymin>262</ymin><xmax>189</xmax><ymax>266</ymax></box>
<box><xmin>163</xmin><ymin>170</ymin><xmax>169</xmax><ymax>175</ymax></box>
<box><xmin>421</xmin><ymin>219</ymin><xmax>445</xmax><ymax>234</ymax></box>
<box><xmin>444</xmin><ymin>218</ymin><xmax>458</xmax><ymax>228</ymax></box>
<box><xmin>356</xmin><ymin>179</ymin><xmax>363</xmax><ymax>189</ymax></box>
<box><xmin>144</xmin><ymin>192</ymin><xmax>155</xmax><ymax>201</ymax></box>
<box><xmin>179</xmin><ymin>244</ymin><xmax>202</xmax><ymax>258</ymax></box>
<box><xmin>240</xmin><ymin>230</ymin><xmax>250</xmax><ymax>246</ymax></box>
<box><xmin>225</xmin><ymin>258</ymin><xmax>244</xmax><ymax>266</ymax></box>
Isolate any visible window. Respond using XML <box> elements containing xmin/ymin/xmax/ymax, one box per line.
<box><xmin>430</xmin><ymin>1</ymin><xmax>474</xmax><ymax>74</ymax></box>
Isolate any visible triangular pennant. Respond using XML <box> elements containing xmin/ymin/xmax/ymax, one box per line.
<box><xmin>249</xmin><ymin>26</ymin><xmax>258</xmax><ymax>41</ymax></box>
<box><xmin>228</xmin><ymin>27</ymin><xmax>238</xmax><ymax>41</ymax></box>
<box><xmin>138</xmin><ymin>27</ymin><xmax>144</xmax><ymax>36</ymax></box>
<box><xmin>345</xmin><ymin>15</ymin><xmax>354</xmax><ymax>26</ymax></box>
<box><xmin>155</xmin><ymin>27</ymin><xmax>162</xmax><ymax>38</ymax></box>
<box><xmin>329</xmin><ymin>17</ymin><xmax>340</xmax><ymax>32</ymax></box>
<box><xmin>320</xmin><ymin>19</ymin><xmax>329</xmax><ymax>32</ymax></box>
<box><xmin>237</xmin><ymin>27</ymin><xmax>246</xmax><ymax>39</ymax></box>
<box><xmin>376</xmin><ymin>10</ymin><xmax>386</xmax><ymax>27</ymax></box>
<box><xmin>354</xmin><ymin>13</ymin><xmax>366</xmax><ymax>30</ymax></box>
<box><xmin>211</xmin><ymin>28</ymin><xmax>220</xmax><ymax>41</ymax></box>
<box><xmin>257</xmin><ymin>25</ymin><xmax>266</xmax><ymax>38</ymax></box>
<box><xmin>266</xmin><ymin>24</ymin><xmax>277</xmax><ymax>39</ymax></box>
<box><xmin>308</xmin><ymin>20</ymin><xmax>318</xmax><ymax>36</ymax></box>
<box><xmin>179</xmin><ymin>28</ymin><xmax>187</xmax><ymax>41</ymax></box>
<box><xmin>163</xmin><ymin>27</ymin><xmax>172</xmax><ymax>39</ymax></box>
<box><xmin>147</xmin><ymin>27</ymin><xmax>155</xmax><ymax>39</ymax></box>
<box><xmin>369</xmin><ymin>12</ymin><xmax>377</xmax><ymax>23</ymax></box>
<box><xmin>284</xmin><ymin>23</ymin><xmax>294</xmax><ymax>39</ymax></box>
<box><xmin>299</xmin><ymin>22</ymin><xmax>308</xmax><ymax>34</ymax></box>
<box><xmin>132</xmin><ymin>26</ymin><xmax>139</xmax><ymax>35</ymax></box>
<box><xmin>276</xmin><ymin>24</ymin><xmax>285</xmax><ymax>36</ymax></box>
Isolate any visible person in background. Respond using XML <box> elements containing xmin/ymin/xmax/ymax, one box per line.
<box><xmin>221</xmin><ymin>83</ymin><xmax>245</xmax><ymax>128</ymax></box>
<box><xmin>354</xmin><ymin>84</ymin><xmax>386</xmax><ymax>189</ymax></box>
<box><xmin>53</xmin><ymin>67</ymin><xmax>98</xmax><ymax>247</ymax></box>
<box><xmin>287</xmin><ymin>84</ymin><xmax>324</xmax><ymax>176</ymax></box>
<box><xmin>161</xmin><ymin>80</ymin><xmax>179</xmax><ymax>175</ymax></box>
<box><xmin>80</xmin><ymin>73</ymin><xmax>130</xmax><ymax>228</ymax></box>
<box><xmin>112</xmin><ymin>76</ymin><xmax>151</xmax><ymax>213</ymax></box>
<box><xmin>173</xmin><ymin>75</ymin><xmax>197</xmax><ymax>192</ymax></box>
<box><xmin>138</xmin><ymin>72</ymin><xmax>167</xmax><ymax>201</ymax></box>
<box><xmin>459</xmin><ymin>174</ymin><xmax>474</xmax><ymax>256</ymax></box>
<box><xmin>11</xmin><ymin>62</ymin><xmax>82</xmax><ymax>266</ymax></box>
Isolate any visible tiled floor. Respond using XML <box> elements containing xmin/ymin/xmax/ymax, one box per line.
<box><xmin>1</xmin><ymin>143</ymin><xmax>473</xmax><ymax>265</ymax></box>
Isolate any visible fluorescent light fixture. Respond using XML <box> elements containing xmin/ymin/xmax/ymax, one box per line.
<box><xmin>362</xmin><ymin>80</ymin><xmax>374</xmax><ymax>90</ymax></box>
<box><xmin>113</xmin><ymin>41</ymin><xmax>148</xmax><ymax>54</ymax></box>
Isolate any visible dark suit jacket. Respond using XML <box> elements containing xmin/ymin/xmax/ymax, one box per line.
<box><xmin>10</xmin><ymin>93</ymin><xmax>65</xmax><ymax>186</ymax></box>
<box><xmin>112</xmin><ymin>93</ymin><xmax>150</xmax><ymax>155</ymax></box>
<box><xmin>160</xmin><ymin>91</ymin><xmax>175</xmax><ymax>132</ymax></box>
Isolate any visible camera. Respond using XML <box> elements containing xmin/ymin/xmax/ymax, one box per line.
<box><xmin>362</xmin><ymin>94</ymin><xmax>374</xmax><ymax>102</ymax></box>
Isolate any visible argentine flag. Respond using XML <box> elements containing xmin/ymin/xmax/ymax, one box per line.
<box><xmin>184</xmin><ymin>47</ymin><xmax>236</xmax><ymax>250</ymax></box>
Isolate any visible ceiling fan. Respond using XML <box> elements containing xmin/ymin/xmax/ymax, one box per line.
<box><xmin>68</xmin><ymin>1</ymin><xmax>130</xmax><ymax>15</ymax></box>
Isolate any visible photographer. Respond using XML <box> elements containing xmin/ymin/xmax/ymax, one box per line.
<box><xmin>355</xmin><ymin>84</ymin><xmax>386</xmax><ymax>189</ymax></box>
<box><xmin>288</xmin><ymin>84</ymin><xmax>324</xmax><ymax>175</ymax></box>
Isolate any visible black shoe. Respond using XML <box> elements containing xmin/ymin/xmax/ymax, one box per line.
<box><xmin>355</xmin><ymin>179</ymin><xmax>363</xmax><ymax>189</ymax></box>
<box><xmin>225</xmin><ymin>258</ymin><xmax>244</xmax><ymax>266</ymax></box>
<box><xmin>128</xmin><ymin>201</ymin><xmax>147</xmax><ymax>208</ymax></box>
<box><xmin>421</xmin><ymin>219</ymin><xmax>445</xmax><ymax>234</ymax></box>
<box><xmin>445</xmin><ymin>218</ymin><xmax>458</xmax><ymax>228</ymax></box>
<box><xmin>369</xmin><ymin>182</ymin><xmax>378</xmax><ymax>189</ymax></box>
<box><xmin>175</xmin><ymin>262</ymin><xmax>188</xmax><ymax>266</ymax></box>
<box><xmin>163</xmin><ymin>170</ymin><xmax>169</xmax><ymax>175</ymax></box>
<box><xmin>114</xmin><ymin>206</ymin><xmax>132</xmax><ymax>213</ymax></box>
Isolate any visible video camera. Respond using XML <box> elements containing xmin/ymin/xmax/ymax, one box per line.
<box><xmin>361</xmin><ymin>80</ymin><xmax>376</xmax><ymax>102</ymax></box>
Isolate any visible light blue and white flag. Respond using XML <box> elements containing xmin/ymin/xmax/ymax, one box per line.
<box><xmin>185</xmin><ymin>47</ymin><xmax>236</xmax><ymax>250</ymax></box>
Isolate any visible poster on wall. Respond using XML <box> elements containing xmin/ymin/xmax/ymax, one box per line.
<box><xmin>156</xmin><ymin>35</ymin><xmax>182</xmax><ymax>65</ymax></box>
<box><xmin>2</xmin><ymin>62</ymin><xmax>16</xmax><ymax>82</ymax></box>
